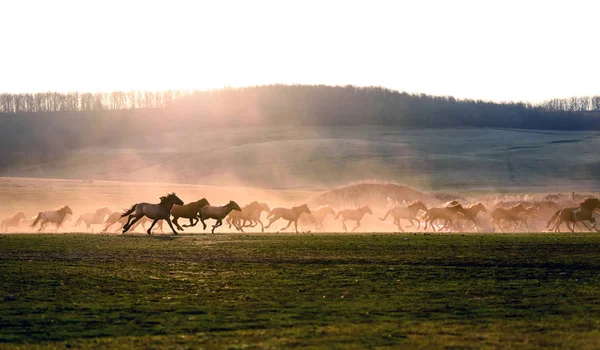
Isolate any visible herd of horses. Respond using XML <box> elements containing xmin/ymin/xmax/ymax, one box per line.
<box><xmin>2</xmin><ymin>193</ymin><xmax>600</xmax><ymax>235</ymax></box>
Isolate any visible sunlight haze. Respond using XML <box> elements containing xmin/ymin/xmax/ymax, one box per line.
<box><xmin>3</xmin><ymin>0</ymin><xmax>599</xmax><ymax>102</ymax></box>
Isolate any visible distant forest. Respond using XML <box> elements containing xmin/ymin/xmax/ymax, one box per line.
<box><xmin>1</xmin><ymin>85</ymin><xmax>600</xmax><ymax>130</ymax></box>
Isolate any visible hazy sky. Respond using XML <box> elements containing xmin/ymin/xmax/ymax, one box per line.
<box><xmin>2</xmin><ymin>0</ymin><xmax>598</xmax><ymax>102</ymax></box>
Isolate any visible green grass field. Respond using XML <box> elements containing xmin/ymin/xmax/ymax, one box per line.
<box><xmin>2</xmin><ymin>233</ymin><xmax>600</xmax><ymax>348</ymax></box>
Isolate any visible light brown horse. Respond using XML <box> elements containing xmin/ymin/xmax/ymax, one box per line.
<box><xmin>379</xmin><ymin>201</ymin><xmax>428</xmax><ymax>232</ymax></box>
<box><xmin>171</xmin><ymin>198</ymin><xmax>210</xmax><ymax>231</ymax></box>
<box><xmin>423</xmin><ymin>204</ymin><xmax>465</xmax><ymax>232</ymax></box>
<box><xmin>73</xmin><ymin>207</ymin><xmax>111</xmax><ymax>232</ymax></box>
<box><xmin>546</xmin><ymin>197</ymin><xmax>600</xmax><ymax>232</ymax></box>
<box><xmin>491</xmin><ymin>203</ymin><xmax>526</xmax><ymax>232</ymax></box>
<box><xmin>265</xmin><ymin>204</ymin><xmax>312</xmax><ymax>233</ymax></box>
<box><xmin>226</xmin><ymin>201</ymin><xmax>270</xmax><ymax>232</ymax></box>
<box><xmin>1</xmin><ymin>212</ymin><xmax>27</xmax><ymax>232</ymax></box>
<box><xmin>299</xmin><ymin>206</ymin><xmax>336</xmax><ymax>231</ymax></box>
<box><xmin>335</xmin><ymin>206</ymin><xmax>373</xmax><ymax>232</ymax></box>
<box><xmin>198</xmin><ymin>201</ymin><xmax>242</xmax><ymax>233</ymax></box>
<box><xmin>31</xmin><ymin>206</ymin><xmax>73</xmax><ymax>232</ymax></box>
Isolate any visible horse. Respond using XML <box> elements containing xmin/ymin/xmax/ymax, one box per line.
<box><xmin>198</xmin><ymin>201</ymin><xmax>242</xmax><ymax>233</ymax></box>
<box><xmin>442</xmin><ymin>202</ymin><xmax>488</xmax><ymax>232</ymax></box>
<box><xmin>490</xmin><ymin>203</ymin><xmax>526</xmax><ymax>232</ymax></box>
<box><xmin>423</xmin><ymin>204</ymin><xmax>466</xmax><ymax>232</ymax></box>
<box><xmin>379</xmin><ymin>201</ymin><xmax>428</xmax><ymax>232</ymax></box>
<box><xmin>334</xmin><ymin>206</ymin><xmax>373</xmax><ymax>232</ymax></box>
<box><xmin>546</xmin><ymin>197</ymin><xmax>600</xmax><ymax>232</ymax></box>
<box><xmin>502</xmin><ymin>206</ymin><xmax>539</xmax><ymax>232</ymax></box>
<box><xmin>299</xmin><ymin>205</ymin><xmax>336</xmax><ymax>232</ymax></box>
<box><xmin>102</xmin><ymin>212</ymin><xmax>157</xmax><ymax>233</ymax></box>
<box><xmin>73</xmin><ymin>207</ymin><xmax>111</xmax><ymax>232</ymax></box>
<box><xmin>171</xmin><ymin>198</ymin><xmax>210</xmax><ymax>231</ymax></box>
<box><xmin>121</xmin><ymin>193</ymin><xmax>184</xmax><ymax>235</ymax></box>
<box><xmin>31</xmin><ymin>206</ymin><xmax>73</xmax><ymax>232</ymax></box>
<box><xmin>240</xmin><ymin>202</ymin><xmax>271</xmax><ymax>231</ymax></box>
<box><xmin>226</xmin><ymin>201</ymin><xmax>263</xmax><ymax>232</ymax></box>
<box><xmin>265</xmin><ymin>204</ymin><xmax>312</xmax><ymax>233</ymax></box>
<box><xmin>1</xmin><ymin>212</ymin><xmax>27</xmax><ymax>232</ymax></box>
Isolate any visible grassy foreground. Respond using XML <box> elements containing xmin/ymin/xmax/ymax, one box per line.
<box><xmin>2</xmin><ymin>233</ymin><xmax>600</xmax><ymax>349</ymax></box>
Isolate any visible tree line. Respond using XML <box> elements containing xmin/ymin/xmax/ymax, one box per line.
<box><xmin>0</xmin><ymin>85</ymin><xmax>599</xmax><ymax>130</ymax></box>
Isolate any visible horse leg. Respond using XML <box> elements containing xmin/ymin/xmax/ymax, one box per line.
<box><xmin>351</xmin><ymin>220</ymin><xmax>361</xmax><ymax>232</ymax></box>
<box><xmin>294</xmin><ymin>220</ymin><xmax>299</xmax><ymax>233</ymax></box>
<box><xmin>342</xmin><ymin>219</ymin><xmax>348</xmax><ymax>232</ymax></box>
<box><xmin>123</xmin><ymin>216</ymin><xmax>142</xmax><ymax>234</ymax></box>
<box><xmin>395</xmin><ymin>220</ymin><xmax>404</xmax><ymax>233</ymax></box>
<box><xmin>172</xmin><ymin>216</ymin><xmax>184</xmax><ymax>231</ymax></box>
<box><xmin>257</xmin><ymin>219</ymin><xmax>264</xmax><ymax>233</ymax></box>
<box><xmin>147</xmin><ymin>219</ymin><xmax>159</xmax><ymax>235</ymax></box>
<box><xmin>264</xmin><ymin>216</ymin><xmax>280</xmax><ymax>230</ymax></box>
<box><xmin>211</xmin><ymin>219</ymin><xmax>223</xmax><ymax>234</ymax></box>
<box><xmin>200</xmin><ymin>217</ymin><xmax>207</xmax><ymax>230</ymax></box>
<box><xmin>165</xmin><ymin>218</ymin><xmax>178</xmax><ymax>235</ymax></box>
<box><xmin>280</xmin><ymin>220</ymin><xmax>293</xmax><ymax>232</ymax></box>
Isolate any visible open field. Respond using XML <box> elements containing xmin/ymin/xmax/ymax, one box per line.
<box><xmin>1</xmin><ymin>127</ymin><xmax>599</xmax><ymax>192</ymax></box>
<box><xmin>2</xmin><ymin>233</ymin><xmax>600</xmax><ymax>348</ymax></box>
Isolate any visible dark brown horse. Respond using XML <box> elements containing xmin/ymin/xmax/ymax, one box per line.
<box><xmin>423</xmin><ymin>204</ymin><xmax>465</xmax><ymax>232</ymax></box>
<box><xmin>490</xmin><ymin>203</ymin><xmax>526</xmax><ymax>232</ymax></box>
<box><xmin>171</xmin><ymin>198</ymin><xmax>210</xmax><ymax>231</ymax></box>
<box><xmin>546</xmin><ymin>197</ymin><xmax>600</xmax><ymax>232</ymax></box>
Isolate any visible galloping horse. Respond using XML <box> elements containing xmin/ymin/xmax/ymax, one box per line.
<box><xmin>227</xmin><ymin>201</ymin><xmax>263</xmax><ymax>232</ymax></box>
<box><xmin>504</xmin><ymin>206</ymin><xmax>539</xmax><ymax>232</ymax></box>
<box><xmin>490</xmin><ymin>203</ymin><xmax>526</xmax><ymax>231</ymax></box>
<box><xmin>299</xmin><ymin>205</ymin><xmax>336</xmax><ymax>231</ymax></box>
<box><xmin>103</xmin><ymin>212</ymin><xmax>159</xmax><ymax>233</ymax></box>
<box><xmin>240</xmin><ymin>202</ymin><xmax>271</xmax><ymax>231</ymax></box>
<box><xmin>442</xmin><ymin>202</ymin><xmax>488</xmax><ymax>231</ymax></box>
<box><xmin>73</xmin><ymin>207</ymin><xmax>111</xmax><ymax>232</ymax></box>
<box><xmin>423</xmin><ymin>204</ymin><xmax>465</xmax><ymax>232</ymax></box>
<box><xmin>1</xmin><ymin>212</ymin><xmax>27</xmax><ymax>231</ymax></box>
<box><xmin>335</xmin><ymin>206</ymin><xmax>373</xmax><ymax>232</ymax></box>
<box><xmin>265</xmin><ymin>204</ymin><xmax>312</xmax><ymax>233</ymax></box>
<box><xmin>546</xmin><ymin>197</ymin><xmax>600</xmax><ymax>232</ymax></box>
<box><xmin>379</xmin><ymin>201</ymin><xmax>428</xmax><ymax>232</ymax></box>
<box><xmin>31</xmin><ymin>206</ymin><xmax>73</xmax><ymax>232</ymax></box>
<box><xmin>171</xmin><ymin>198</ymin><xmax>210</xmax><ymax>231</ymax></box>
<box><xmin>198</xmin><ymin>201</ymin><xmax>242</xmax><ymax>233</ymax></box>
<box><xmin>121</xmin><ymin>193</ymin><xmax>184</xmax><ymax>235</ymax></box>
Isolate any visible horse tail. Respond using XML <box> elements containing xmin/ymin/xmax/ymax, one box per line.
<box><xmin>546</xmin><ymin>209</ymin><xmax>561</xmax><ymax>229</ymax></box>
<box><xmin>31</xmin><ymin>212</ymin><xmax>42</xmax><ymax>227</ymax></box>
<box><xmin>267</xmin><ymin>210</ymin><xmax>274</xmax><ymax>219</ymax></box>
<box><xmin>73</xmin><ymin>215</ymin><xmax>82</xmax><ymax>227</ymax></box>
<box><xmin>121</xmin><ymin>204</ymin><xmax>137</xmax><ymax>218</ymax></box>
<box><xmin>334</xmin><ymin>211</ymin><xmax>342</xmax><ymax>220</ymax></box>
<box><xmin>379</xmin><ymin>209</ymin><xmax>391</xmax><ymax>221</ymax></box>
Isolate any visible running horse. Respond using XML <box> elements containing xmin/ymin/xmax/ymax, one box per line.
<box><xmin>441</xmin><ymin>202</ymin><xmax>488</xmax><ymax>232</ymax></box>
<box><xmin>490</xmin><ymin>203</ymin><xmax>526</xmax><ymax>232</ymax></box>
<box><xmin>198</xmin><ymin>201</ymin><xmax>242</xmax><ymax>233</ymax></box>
<box><xmin>546</xmin><ymin>197</ymin><xmax>600</xmax><ymax>232</ymax></box>
<box><xmin>423</xmin><ymin>204</ymin><xmax>466</xmax><ymax>232</ymax></box>
<box><xmin>31</xmin><ymin>206</ymin><xmax>73</xmax><ymax>232</ymax></box>
<box><xmin>299</xmin><ymin>205</ymin><xmax>336</xmax><ymax>232</ymax></box>
<box><xmin>335</xmin><ymin>206</ymin><xmax>373</xmax><ymax>232</ymax></box>
<box><xmin>171</xmin><ymin>198</ymin><xmax>210</xmax><ymax>231</ymax></box>
<box><xmin>265</xmin><ymin>204</ymin><xmax>312</xmax><ymax>233</ymax></box>
<box><xmin>1</xmin><ymin>212</ymin><xmax>27</xmax><ymax>231</ymax></box>
<box><xmin>73</xmin><ymin>207</ymin><xmax>112</xmax><ymax>232</ymax></box>
<box><xmin>379</xmin><ymin>201</ymin><xmax>428</xmax><ymax>232</ymax></box>
<box><xmin>121</xmin><ymin>193</ymin><xmax>184</xmax><ymax>235</ymax></box>
<box><xmin>226</xmin><ymin>201</ymin><xmax>268</xmax><ymax>232</ymax></box>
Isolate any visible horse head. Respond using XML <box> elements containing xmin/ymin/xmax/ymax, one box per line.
<box><xmin>15</xmin><ymin>212</ymin><xmax>27</xmax><ymax>220</ymax></box>
<box><xmin>581</xmin><ymin>197</ymin><xmax>600</xmax><ymax>210</ymax></box>
<box><xmin>62</xmin><ymin>206</ymin><xmax>73</xmax><ymax>215</ymax></box>
<box><xmin>474</xmin><ymin>202</ymin><xmax>488</xmax><ymax>214</ymax></box>
<box><xmin>96</xmin><ymin>207</ymin><xmax>111</xmax><ymax>216</ymax></box>
<box><xmin>322</xmin><ymin>205</ymin><xmax>336</xmax><ymax>217</ymax></box>
<box><xmin>162</xmin><ymin>193</ymin><xmax>184</xmax><ymax>206</ymax></box>
<box><xmin>196</xmin><ymin>198</ymin><xmax>210</xmax><ymax>211</ymax></box>
<box><xmin>410</xmin><ymin>201</ymin><xmax>428</xmax><ymax>213</ymax></box>
<box><xmin>259</xmin><ymin>202</ymin><xmax>271</xmax><ymax>213</ymax></box>
<box><xmin>294</xmin><ymin>204</ymin><xmax>311</xmax><ymax>215</ymax></box>
<box><xmin>227</xmin><ymin>200</ymin><xmax>242</xmax><ymax>212</ymax></box>
<box><xmin>360</xmin><ymin>206</ymin><xmax>373</xmax><ymax>215</ymax></box>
